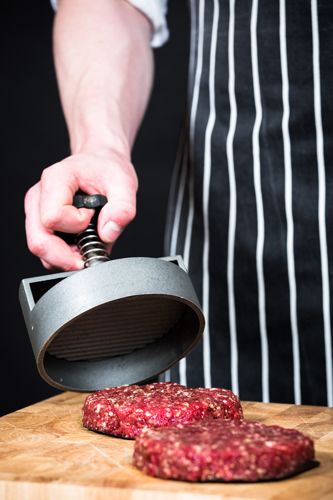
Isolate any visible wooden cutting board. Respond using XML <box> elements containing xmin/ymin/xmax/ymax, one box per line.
<box><xmin>0</xmin><ymin>392</ymin><xmax>332</xmax><ymax>499</ymax></box>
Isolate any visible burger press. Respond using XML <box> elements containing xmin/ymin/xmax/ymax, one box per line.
<box><xmin>19</xmin><ymin>194</ymin><xmax>205</xmax><ymax>392</ymax></box>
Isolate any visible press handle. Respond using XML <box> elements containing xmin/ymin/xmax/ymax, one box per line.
<box><xmin>73</xmin><ymin>194</ymin><xmax>110</xmax><ymax>267</ymax></box>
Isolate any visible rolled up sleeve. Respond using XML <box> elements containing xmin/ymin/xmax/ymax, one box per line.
<box><xmin>50</xmin><ymin>0</ymin><xmax>169</xmax><ymax>48</ymax></box>
<box><xmin>127</xmin><ymin>0</ymin><xmax>169</xmax><ymax>47</ymax></box>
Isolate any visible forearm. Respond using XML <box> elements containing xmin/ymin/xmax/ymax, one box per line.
<box><xmin>24</xmin><ymin>0</ymin><xmax>154</xmax><ymax>270</ymax></box>
<box><xmin>53</xmin><ymin>0</ymin><xmax>154</xmax><ymax>157</ymax></box>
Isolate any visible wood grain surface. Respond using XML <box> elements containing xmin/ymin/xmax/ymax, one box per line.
<box><xmin>0</xmin><ymin>391</ymin><xmax>332</xmax><ymax>499</ymax></box>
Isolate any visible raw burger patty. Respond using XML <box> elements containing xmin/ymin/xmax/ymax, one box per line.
<box><xmin>82</xmin><ymin>382</ymin><xmax>243</xmax><ymax>438</ymax></box>
<box><xmin>133</xmin><ymin>419</ymin><xmax>315</xmax><ymax>482</ymax></box>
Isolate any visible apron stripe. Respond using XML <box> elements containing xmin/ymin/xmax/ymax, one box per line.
<box><xmin>180</xmin><ymin>154</ymin><xmax>195</xmax><ymax>385</ymax></box>
<box><xmin>164</xmin><ymin>125</ymin><xmax>186</xmax><ymax>254</ymax></box>
<box><xmin>311</xmin><ymin>0</ymin><xmax>333</xmax><ymax>407</ymax></box>
<box><xmin>190</xmin><ymin>0</ymin><xmax>205</xmax><ymax>150</ymax></box>
<box><xmin>202</xmin><ymin>0</ymin><xmax>220</xmax><ymax>388</ymax></box>
<box><xmin>169</xmin><ymin>143</ymin><xmax>188</xmax><ymax>260</ymax></box>
<box><xmin>163</xmin><ymin>110</ymin><xmax>188</xmax><ymax>385</ymax></box>
<box><xmin>175</xmin><ymin>146</ymin><xmax>189</xmax><ymax>386</ymax></box>
<box><xmin>178</xmin><ymin>0</ymin><xmax>206</xmax><ymax>386</ymax></box>
<box><xmin>251</xmin><ymin>0</ymin><xmax>270</xmax><ymax>403</ymax></box>
<box><xmin>185</xmin><ymin>0</ymin><xmax>204</xmax><ymax>276</ymax></box>
<box><xmin>279</xmin><ymin>0</ymin><xmax>301</xmax><ymax>404</ymax></box>
<box><xmin>226</xmin><ymin>0</ymin><xmax>239</xmax><ymax>395</ymax></box>
<box><xmin>169</xmin><ymin>143</ymin><xmax>189</xmax><ymax>385</ymax></box>
<box><xmin>188</xmin><ymin>0</ymin><xmax>198</xmax><ymax>98</ymax></box>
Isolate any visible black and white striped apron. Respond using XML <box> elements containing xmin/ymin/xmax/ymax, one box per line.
<box><xmin>164</xmin><ymin>0</ymin><xmax>333</xmax><ymax>406</ymax></box>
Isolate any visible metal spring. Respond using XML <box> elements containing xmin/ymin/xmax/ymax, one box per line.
<box><xmin>76</xmin><ymin>222</ymin><xmax>110</xmax><ymax>267</ymax></box>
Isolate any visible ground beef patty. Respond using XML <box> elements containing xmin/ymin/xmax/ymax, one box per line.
<box><xmin>82</xmin><ymin>382</ymin><xmax>243</xmax><ymax>438</ymax></box>
<box><xmin>133</xmin><ymin>420</ymin><xmax>315</xmax><ymax>482</ymax></box>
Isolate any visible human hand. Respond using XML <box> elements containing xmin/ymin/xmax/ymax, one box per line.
<box><xmin>24</xmin><ymin>150</ymin><xmax>138</xmax><ymax>270</ymax></box>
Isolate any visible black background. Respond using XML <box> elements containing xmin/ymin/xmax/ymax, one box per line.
<box><xmin>1</xmin><ymin>0</ymin><xmax>189</xmax><ymax>416</ymax></box>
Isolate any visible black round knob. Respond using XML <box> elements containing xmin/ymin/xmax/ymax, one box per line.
<box><xmin>73</xmin><ymin>194</ymin><xmax>108</xmax><ymax>210</ymax></box>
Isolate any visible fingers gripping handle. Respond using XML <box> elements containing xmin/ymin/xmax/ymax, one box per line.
<box><xmin>73</xmin><ymin>194</ymin><xmax>110</xmax><ymax>267</ymax></box>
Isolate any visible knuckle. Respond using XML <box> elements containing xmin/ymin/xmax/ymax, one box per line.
<box><xmin>40</xmin><ymin>211</ymin><xmax>61</xmax><ymax>230</ymax></box>
<box><xmin>40</xmin><ymin>165</ymin><xmax>52</xmax><ymax>181</ymax></box>
<box><xmin>24</xmin><ymin>183</ymin><xmax>39</xmax><ymax>208</ymax></box>
<box><xmin>40</xmin><ymin>161</ymin><xmax>63</xmax><ymax>185</ymax></box>
<box><xmin>27</xmin><ymin>235</ymin><xmax>47</xmax><ymax>258</ymax></box>
<box><xmin>24</xmin><ymin>191</ymin><xmax>32</xmax><ymax>211</ymax></box>
<box><xmin>40</xmin><ymin>166</ymin><xmax>54</xmax><ymax>185</ymax></box>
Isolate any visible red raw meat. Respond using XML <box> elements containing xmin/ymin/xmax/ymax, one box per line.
<box><xmin>82</xmin><ymin>382</ymin><xmax>243</xmax><ymax>438</ymax></box>
<box><xmin>133</xmin><ymin>419</ymin><xmax>315</xmax><ymax>481</ymax></box>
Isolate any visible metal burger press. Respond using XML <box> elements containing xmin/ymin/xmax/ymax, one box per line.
<box><xmin>19</xmin><ymin>194</ymin><xmax>205</xmax><ymax>392</ymax></box>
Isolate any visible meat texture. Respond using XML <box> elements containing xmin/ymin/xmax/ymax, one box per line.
<box><xmin>133</xmin><ymin>419</ymin><xmax>315</xmax><ymax>482</ymax></box>
<box><xmin>82</xmin><ymin>382</ymin><xmax>243</xmax><ymax>439</ymax></box>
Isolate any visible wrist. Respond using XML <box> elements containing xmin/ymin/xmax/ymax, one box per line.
<box><xmin>64</xmin><ymin>84</ymin><xmax>133</xmax><ymax>158</ymax></box>
<box><xmin>71</xmin><ymin>132</ymin><xmax>131</xmax><ymax>159</ymax></box>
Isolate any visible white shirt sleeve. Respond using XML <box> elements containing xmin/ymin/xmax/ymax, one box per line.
<box><xmin>49</xmin><ymin>0</ymin><xmax>169</xmax><ymax>48</ymax></box>
<box><xmin>127</xmin><ymin>0</ymin><xmax>169</xmax><ymax>47</ymax></box>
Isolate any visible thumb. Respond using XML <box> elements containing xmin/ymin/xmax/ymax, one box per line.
<box><xmin>98</xmin><ymin>197</ymin><xmax>137</xmax><ymax>244</ymax></box>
